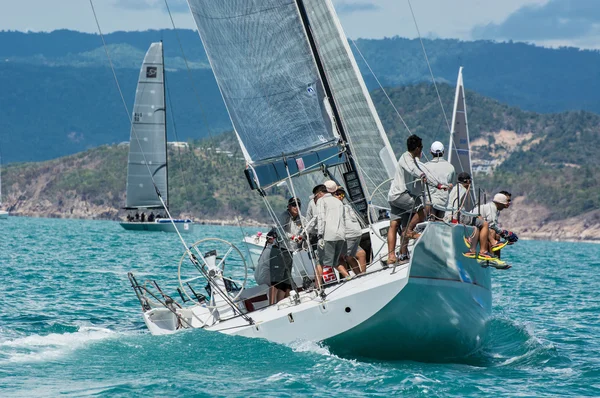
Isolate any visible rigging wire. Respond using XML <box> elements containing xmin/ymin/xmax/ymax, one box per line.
<box><xmin>349</xmin><ymin>39</ymin><xmax>412</xmax><ymax>136</ymax></box>
<box><xmin>406</xmin><ymin>0</ymin><xmax>474</xmax><ymax>201</ymax></box>
<box><xmin>407</xmin><ymin>0</ymin><xmax>451</xmax><ymax>134</ymax></box>
<box><xmin>164</xmin><ymin>71</ymin><xmax>192</xmax><ymax>208</ymax></box>
<box><xmin>162</xmin><ymin>0</ymin><xmax>216</xmax><ymax>142</ymax></box>
<box><xmin>89</xmin><ymin>0</ymin><xmax>253</xmax><ymax>323</ymax></box>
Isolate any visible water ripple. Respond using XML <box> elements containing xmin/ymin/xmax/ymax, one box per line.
<box><xmin>1</xmin><ymin>218</ymin><xmax>599</xmax><ymax>396</ymax></box>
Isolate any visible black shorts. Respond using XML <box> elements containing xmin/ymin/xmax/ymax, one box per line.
<box><xmin>272</xmin><ymin>281</ymin><xmax>292</xmax><ymax>292</ymax></box>
<box><xmin>269</xmin><ymin>246</ymin><xmax>292</xmax><ymax>287</ymax></box>
<box><xmin>389</xmin><ymin>193</ymin><xmax>422</xmax><ymax>228</ymax></box>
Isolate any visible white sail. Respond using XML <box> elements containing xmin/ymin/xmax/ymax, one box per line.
<box><xmin>125</xmin><ymin>42</ymin><xmax>168</xmax><ymax>209</ymax></box>
<box><xmin>447</xmin><ymin>67</ymin><xmax>476</xmax><ymax>206</ymax></box>
<box><xmin>302</xmin><ymin>0</ymin><xmax>396</xmax><ymax>208</ymax></box>
<box><xmin>188</xmin><ymin>1</ymin><xmax>338</xmax><ymax>167</ymax></box>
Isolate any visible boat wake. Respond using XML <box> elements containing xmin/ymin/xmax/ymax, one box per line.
<box><xmin>0</xmin><ymin>326</ymin><xmax>118</xmax><ymax>364</ymax></box>
<box><xmin>470</xmin><ymin>316</ymin><xmax>569</xmax><ymax>370</ymax></box>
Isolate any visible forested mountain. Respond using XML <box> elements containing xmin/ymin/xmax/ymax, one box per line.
<box><xmin>2</xmin><ymin>29</ymin><xmax>600</xmax><ymax>163</ymax></box>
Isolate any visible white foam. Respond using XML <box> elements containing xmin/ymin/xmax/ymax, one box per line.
<box><xmin>0</xmin><ymin>326</ymin><xmax>117</xmax><ymax>364</ymax></box>
<box><xmin>265</xmin><ymin>372</ymin><xmax>294</xmax><ymax>382</ymax></box>
<box><xmin>287</xmin><ymin>339</ymin><xmax>332</xmax><ymax>357</ymax></box>
<box><xmin>410</xmin><ymin>374</ymin><xmax>441</xmax><ymax>385</ymax></box>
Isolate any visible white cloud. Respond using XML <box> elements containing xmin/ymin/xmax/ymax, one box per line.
<box><xmin>472</xmin><ymin>0</ymin><xmax>600</xmax><ymax>42</ymax></box>
<box><xmin>3</xmin><ymin>0</ymin><xmax>600</xmax><ymax>49</ymax></box>
<box><xmin>114</xmin><ymin>0</ymin><xmax>189</xmax><ymax>13</ymax></box>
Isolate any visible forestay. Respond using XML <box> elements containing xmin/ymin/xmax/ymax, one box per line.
<box><xmin>188</xmin><ymin>0</ymin><xmax>338</xmax><ymax>168</ymax></box>
<box><xmin>125</xmin><ymin>42</ymin><xmax>168</xmax><ymax>209</ymax></box>
<box><xmin>447</xmin><ymin>67</ymin><xmax>476</xmax><ymax>206</ymax></box>
<box><xmin>302</xmin><ymin>0</ymin><xmax>396</xmax><ymax>208</ymax></box>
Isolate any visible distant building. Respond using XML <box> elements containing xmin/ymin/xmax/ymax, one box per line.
<box><xmin>168</xmin><ymin>141</ymin><xmax>189</xmax><ymax>149</ymax></box>
<box><xmin>472</xmin><ymin>159</ymin><xmax>500</xmax><ymax>174</ymax></box>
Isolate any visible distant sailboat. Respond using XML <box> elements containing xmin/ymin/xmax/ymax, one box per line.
<box><xmin>0</xmin><ymin>152</ymin><xmax>8</xmax><ymax>219</ymax></box>
<box><xmin>119</xmin><ymin>42</ymin><xmax>193</xmax><ymax>233</ymax></box>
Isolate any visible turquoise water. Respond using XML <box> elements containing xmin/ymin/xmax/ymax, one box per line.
<box><xmin>1</xmin><ymin>217</ymin><xmax>599</xmax><ymax>397</ymax></box>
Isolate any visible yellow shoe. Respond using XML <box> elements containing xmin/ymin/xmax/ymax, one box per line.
<box><xmin>463</xmin><ymin>236</ymin><xmax>472</xmax><ymax>249</ymax></box>
<box><xmin>491</xmin><ymin>241</ymin><xmax>508</xmax><ymax>252</ymax></box>
<box><xmin>462</xmin><ymin>251</ymin><xmax>476</xmax><ymax>259</ymax></box>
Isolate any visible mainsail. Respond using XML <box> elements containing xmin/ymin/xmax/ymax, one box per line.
<box><xmin>448</xmin><ymin>67</ymin><xmax>476</xmax><ymax>206</ymax></box>
<box><xmin>188</xmin><ymin>0</ymin><xmax>395</xmax><ymax>214</ymax></box>
<box><xmin>189</xmin><ymin>1</ymin><xmax>337</xmax><ymax>165</ymax></box>
<box><xmin>125</xmin><ymin>42</ymin><xmax>168</xmax><ymax>209</ymax></box>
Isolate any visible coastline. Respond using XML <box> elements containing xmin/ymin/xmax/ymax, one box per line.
<box><xmin>4</xmin><ymin>211</ymin><xmax>599</xmax><ymax>244</ymax></box>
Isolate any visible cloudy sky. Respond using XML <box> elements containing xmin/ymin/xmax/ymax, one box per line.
<box><xmin>2</xmin><ymin>0</ymin><xmax>600</xmax><ymax>49</ymax></box>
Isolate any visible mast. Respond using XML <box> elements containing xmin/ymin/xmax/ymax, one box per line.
<box><xmin>161</xmin><ymin>40</ymin><xmax>169</xmax><ymax>210</ymax></box>
<box><xmin>448</xmin><ymin>67</ymin><xmax>476</xmax><ymax>206</ymax></box>
<box><xmin>295</xmin><ymin>0</ymin><xmax>369</xmax><ymax>219</ymax></box>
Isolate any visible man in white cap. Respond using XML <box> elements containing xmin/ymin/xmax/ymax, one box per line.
<box><xmin>472</xmin><ymin>193</ymin><xmax>511</xmax><ymax>253</ymax></box>
<box><xmin>316</xmin><ymin>180</ymin><xmax>350</xmax><ymax>287</ymax></box>
<box><xmin>423</xmin><ymin>141</ymin><xmax>455</xmax><ymax>220</ymax></box>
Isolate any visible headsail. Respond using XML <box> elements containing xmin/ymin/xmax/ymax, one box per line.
<box><xmin>301</xmin><ymin>0</ymin><xmax>396</xmax><ymax>209</ymax></box>
<box><xmin>448</xmin><ymin>67</ymin><xmax>476</xmax><ymax>206</ymax></box>
<box><xmin>125</xmin><ymin>42</ymin><xmax>168</xmax><ymax>209</ymax></box>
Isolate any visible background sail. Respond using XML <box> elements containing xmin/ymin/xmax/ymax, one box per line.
<box><xmin>448</xmin><ymin>67</ymin><xmax>476</xmax><ymax>206</ymax></box>
<box><xmin>125</xmin><ymin>42</ymin><xmax>168</xmax><ymax>209</ymax></box>
<box><xmin>188</xmin><ymin>0</ymin><xmax>338</xmax><ymax>165</ymax></box>
<box><xmin>302</xmin><ymin>0</ymin><xmax>396</xmax><ymax>208</ymax></box>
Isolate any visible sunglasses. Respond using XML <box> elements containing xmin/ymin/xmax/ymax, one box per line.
<box><xmin>289</xmin><ymin>203</ymin><xmax>299</xmax><ymax>208</ymax></box>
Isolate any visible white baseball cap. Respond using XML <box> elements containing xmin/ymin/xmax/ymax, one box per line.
<box><xmin>493</xmin><ymin>193</ymin><xmax>509</xmax><ymax>205</ymax></box>
<box><xmin>324</xmin><ymin>180</ymin><xmax>337</xmax><ymax>193</ymax></box>
<box><xmin>430</xmin><ymin>141</ymin><xmax>444</xmax><ymax>154</ymax></box>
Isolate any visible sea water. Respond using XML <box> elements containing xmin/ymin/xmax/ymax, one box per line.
<box><xmin>0</xmin><ymin>217</ymin><xmax>599</xmax><ymax>397</ymax></box>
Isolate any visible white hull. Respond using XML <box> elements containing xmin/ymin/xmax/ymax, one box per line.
<box><xmin>143</xmin><ymin>263</ymin><xmax>411</xmax><ymax>344</ymax></box>
<box><xmin>0</xmin><ymin>210</ymin><xmax>8</xmax><ymax>220</ymax></box>
<box><xmin>135</xmin><ymin>221</ymin><xmax>491</xmax><ymax>360</ymax></box>
<box><xmin>120</xmin><ymin>219</ymin><xmax>193</xmax><ymax>233</ymax></box>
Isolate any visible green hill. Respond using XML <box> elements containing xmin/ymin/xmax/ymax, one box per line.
<box><xmin>2</xmin><ymin>136</ymin><xmax>282</xmax><ymax>222</ymax></box>
<box><xmin>2</xmin><ymin>83</ymin><xmax>599</xmax><ymax>225</ymax></box>
<box><xmin>376</xmin><ymin>83</ymin><xmax>600</xmax><ymax>220</ymax></box>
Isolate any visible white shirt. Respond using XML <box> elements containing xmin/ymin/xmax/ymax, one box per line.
<box><xmin>343</xmin><ymin>204</ymin><xmax>362</xmax><ymax>239</ymax></box>
<box><xmin>317</xmin><ymin>193</ymin><xmax>345</xmax><ymax>241</ymax></box>
<box><xmin>388</xmin><ymin>151</ymin><xmax>427</xmax><ymax>202</ymax></box>
<box><xmin>305</xmin><ymin>197</ymin><xmax>318</xmax><ymax>235</ymax></box>
<box><xmin>423</xmin><ymin>157</ymin><xmax>455</xmax><ymax>207</ymax></box>
<box><xmin>473</xmin><ymin>202</ymin><xmax>502</xmax><ymax>234</ymax></box>
<box><xmin>279</xmin><ymin>210</ymin><xmax>305</xmax><ymax>237</ymax></box>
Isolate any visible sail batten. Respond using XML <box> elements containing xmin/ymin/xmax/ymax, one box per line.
<box><xmin>125</xmin><ymin>42</ymin><xmax>168</xmax><ymax>209</ymax></box>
